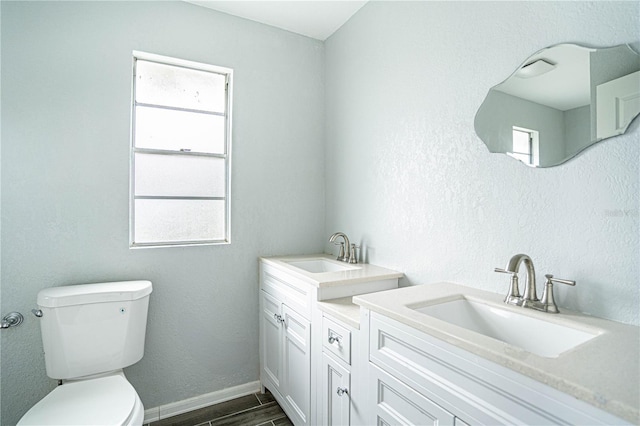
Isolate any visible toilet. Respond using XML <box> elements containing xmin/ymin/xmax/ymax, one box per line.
<box><xmin>18</xmin><ymin>280</ymin><xmax>153</xmax><ymax>426</ymax></box>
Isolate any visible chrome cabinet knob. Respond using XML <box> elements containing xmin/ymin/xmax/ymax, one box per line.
<box><xmin>336</xmin><ymin>387</ymin><xmax>348</xmax><ymax>396</ymax></box>
<box><xmin>328</xmin><ymin>334</ymin><xmax>341</xmax><ymax>345</ymax></box>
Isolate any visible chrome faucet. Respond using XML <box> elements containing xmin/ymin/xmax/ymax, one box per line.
<box><xmin>329</xmin><ymin>232</ymin><xmax>357</xmax><ymax>263</ymax></box>
<box><xmin>495</xmin><ymin>253</ymin><xmax>543</xmax><ymax>310</ymax></box>
<box><xmin>507</xmin><ymin>254</ymin><xmax>542</xmax><ymax>309</ymax></box>
<box><xmin>495</xmin><ymin>254</ymin><xmax>576</xmax><ymax>313</ymax></box>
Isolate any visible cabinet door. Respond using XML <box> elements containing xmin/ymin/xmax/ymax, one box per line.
<box><xmin>371</xmin><ymin>364</ymin><xmax>455</xmax><ymax>426</ymax></box>
<box><xmin>282</xmin><ymin>304</ymin><xmax>311</xmax><ymax>426</ymax></box>
<box><xmin>261</xmin><ymin>291</ymin><xmax>282</xmax><ymax>389</ymax></box>
<box><xmin>321</xmin><ymin>352</ymin><xmax>351</xmax><ymax>426</ymax></box>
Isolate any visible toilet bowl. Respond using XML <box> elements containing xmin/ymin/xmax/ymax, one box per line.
<box><xmin>18</xmin><ymin>372</ymin><xmax>144</xmax><ymax>426</ymax></box>
<box><xmin>18</xmin><ymin>281</ymin><xmax>152</xmax><ymax>426</ymax></box>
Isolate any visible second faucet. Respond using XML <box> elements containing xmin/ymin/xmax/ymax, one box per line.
<box><xmin>329</xmin><ymin>232</ymin><xmax>358</xmax><ymax>264</ymax></box>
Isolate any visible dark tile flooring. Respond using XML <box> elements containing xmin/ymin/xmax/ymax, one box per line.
<box><xmin>146</xmin><ymin>389</ymin><xmax>293</xmax><ymax>426</ymax></box>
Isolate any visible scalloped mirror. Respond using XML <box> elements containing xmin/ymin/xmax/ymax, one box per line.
<box><xmin>475</xmin><ymin>43</ymin><xmax>640</xmax><ymax>167</ymax></box>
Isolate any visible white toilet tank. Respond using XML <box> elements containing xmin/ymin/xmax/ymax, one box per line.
<box><xmin>37</xmin><ymin>280</ymin><xmax>152</xmax><ymax>380</ymax></box>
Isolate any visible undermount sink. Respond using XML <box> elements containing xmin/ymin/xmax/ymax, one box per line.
<box><xmin>412</xmin><ymin>297</ymin><xmax>600</xmax><ymax>358</ymax></box>
<box><xmin>284</xmin><ymin>259</ymin><xmax>360</xmax><ymax>274</ymax></box>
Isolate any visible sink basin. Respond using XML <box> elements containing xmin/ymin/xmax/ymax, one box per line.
<box><xmin>284</xmin><ymin>259</ymin><xmax>360</xmax><ymax>273</ymax></box>
<box><xmin>413</xmin><ymin>298</ymin><xmax>599</xmax><ymax>358</ymax></box>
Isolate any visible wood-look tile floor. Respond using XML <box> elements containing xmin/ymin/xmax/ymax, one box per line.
<box><xmin>146</xmin><ymin>389</ymin><xmax>293</xmax><ymax>426</ymax></box>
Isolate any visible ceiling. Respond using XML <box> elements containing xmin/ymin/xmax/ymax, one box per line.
<box><xmin>495</xmin><ymin>44</ymin><xmax>593</xmax><ymax>111</ymax></box>
<box><xmin>184</xmin><ymin>1</ymin><xmax>368</xmax><ymax>41</ymax></box>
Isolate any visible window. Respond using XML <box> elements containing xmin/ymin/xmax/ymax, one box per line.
<box><xmin>130</xmin><ymin>52</ymin><xmax>232</xmax><ymax>247</ymax></box>
<box><xmin>509</xmin><ymin>126</ymin><xmax>539</xmax><ymax>166</ymax></box>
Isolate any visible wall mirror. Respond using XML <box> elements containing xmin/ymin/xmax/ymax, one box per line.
<box><xmin>475</xmin><ymin>43</ymin><xmax>640</xmax><ymax>167</ymax></box>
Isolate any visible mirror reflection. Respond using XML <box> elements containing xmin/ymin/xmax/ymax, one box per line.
<box><xmin>475</xmin><ymin>43</ymin><xmax>640</xmax><ymax>167</ymax></box>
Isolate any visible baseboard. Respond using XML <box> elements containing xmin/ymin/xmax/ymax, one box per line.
<box><xmin>143</xmin><ymin>380</ymin><xmax>261</xmax><ymax>423</ymax></box>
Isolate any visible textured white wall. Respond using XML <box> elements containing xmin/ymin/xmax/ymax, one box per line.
<box><xmin>0</xmin><ymin>2</ymin><xmax>324</xmax><ymax>424</ymax></box>
<box><xmin>324</xmin><ymin>1</ymin><xmax>639</xmax><ymax>325</ymax></box>
<box><xmin>2</xmin><ymin>1</ymin><xmax>639</xmax><ymax>424</ymax></box>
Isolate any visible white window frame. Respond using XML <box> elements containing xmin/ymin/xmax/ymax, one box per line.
<box><xmin>509</xmin><ymin>126</ymin><xmax>539</xmax><ymax>167</ymax></box>
<box><xmin>129</xmin><ymin>51</ymin><xmax>233</xmax><ymax>248</ymax></box>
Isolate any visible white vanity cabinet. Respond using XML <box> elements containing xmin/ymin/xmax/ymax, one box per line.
<box><xmin>259</xmin><ymin>256</ymin><xmax>402</xmax><ymax>426</ymax></box>
<box><xmin>362</xmin><ymin>309</ymin><xmax>631</xmax><ymax>426</ymax></box>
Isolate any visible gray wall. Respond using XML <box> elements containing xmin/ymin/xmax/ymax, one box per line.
<box><xmin>1</xmin><ymin>2</ymin><xmax>324</xmax><ymax>424</ymax></box>
<box><xmin>564</xmin><ymin>104</ymin><xmax>591</xmax><ymax>157</ymax></box>
<box><xmin>324</xmin><ymin>1</ymin><xmax>639</xmax><ymax>324</ymax></box>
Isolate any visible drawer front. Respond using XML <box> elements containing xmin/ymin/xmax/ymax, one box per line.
<box><xmin>261</xmin><ymin>263</ymin><xmax>312</xmax><ymax>318</ymax></box>
<box><xmin>322</xmin><ymin>315</ymin><xmax>352</xmax><ymax>365</ymax></box>
<box><xmin>371</xmin><ymin>363</ymin><xmax>455</xmax><ymax>426</ymax></box>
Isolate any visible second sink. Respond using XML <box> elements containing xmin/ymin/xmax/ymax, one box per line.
<box><xmin>284</xmin><ymin>259</ymin><xmax>360</xmax><ymax>274</ymax></box>
<box><xmin>412</xmin><ymin>297</ymin><xmax>600</xmax><ymax>358</ymax></box>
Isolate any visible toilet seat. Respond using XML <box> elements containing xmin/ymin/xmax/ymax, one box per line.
<box><xmin>18</xmin><ymin>374</ymin><xmax>140</xmax><ymax>426</ymax></box>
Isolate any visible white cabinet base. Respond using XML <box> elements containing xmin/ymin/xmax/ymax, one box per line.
<box><xmin>321</xmin><ymin>352</ymin><xmax>351</xmax><ymax>426</ymax></box>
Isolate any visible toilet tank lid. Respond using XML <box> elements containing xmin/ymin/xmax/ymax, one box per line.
<box><xmin>37</xmin><ymin>280</ymin><xmax>152</xmax><ymax>308</ymax></box>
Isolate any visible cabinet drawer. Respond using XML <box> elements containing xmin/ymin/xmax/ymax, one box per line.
<box><xmin>371</xmin><ymin>363</ymin><xmax>455</xmax><ymax>426</ymax></box>
<box><xmin>322</xmin><ymin>315</ymin><xmax>351</xmax><ymax>365</ymax></box>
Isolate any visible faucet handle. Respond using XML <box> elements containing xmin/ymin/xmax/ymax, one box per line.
<box><xmin>348</xmin><ymin>244</ymin><xmax>360</xmax><ymax>264</ymax></box>
<box><xmin>545</xmin><ymin>274</ymin><xmax>576</xmax><ymax>287</ymax></box>
<box><xmin>495</xmin><ymin>268</ymin><xmax>522</xmax><ymax>305</ymax></box>
<box><xmin>333</xmin><ymin>242</ymin><xmax>346</xmax><ymax>261</ymax></box>
<box><xmin>540</xmin><ymin>274</ymin><xmax>576</xmax><ymax>313</ymax></box>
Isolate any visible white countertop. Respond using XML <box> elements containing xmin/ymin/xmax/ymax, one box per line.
<box><xmin>353</xmin><ymin>282</ymin><xmax>640</xmax><ymax>424</ymax></box>
<box><xmin>260</xmin><ymin>254</ymin><xmax>403</xmax><ymax>287</ymax></box>
<box><xmin>317</xmin><ymin>296</ymin><xmax>361</xmax><ymax>329</ymax></box>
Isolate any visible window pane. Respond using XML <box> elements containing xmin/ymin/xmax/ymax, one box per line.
<box><xmin>134</xmin><ymin>199</ymin><xmax>226</xmax><ymax>243</ymax></box>
<box><xmin>136</xmin><ymin>60</ymin><xmax>226</xmax><ymax>113</ymax></box>
<box><xmin>135</xmin><ymin>106</ymin><xmax>226</xmax><ymax>154</ymax></box>
<box><xmin>512</xmin><ymin>129</ymin><xmax>531</xmax><ymax>154</ymax></box>
<box><xmin>135</xmin><ymin>153</ymin><xmax>226</xmax><ymax>197</ymax></box>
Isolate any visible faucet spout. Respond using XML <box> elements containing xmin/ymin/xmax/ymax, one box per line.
<box><xmin>329</xmin><ymin>232</ymin><xmax>351</xmax><ymax>262</ymax></box>
<box><xmin>504</xmin><ymin>253</ymin><xmax>541</xmax><ymax>308</ymax></box>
